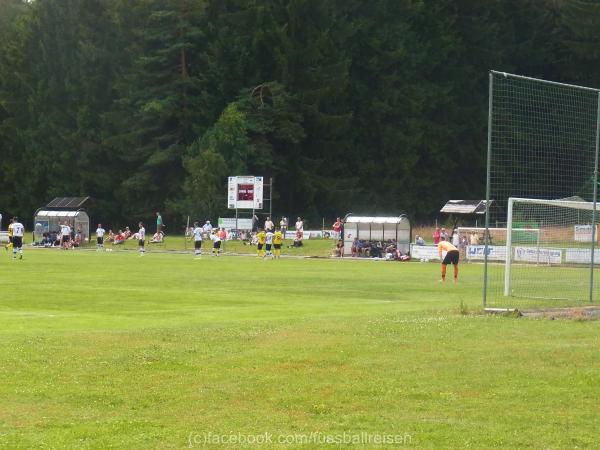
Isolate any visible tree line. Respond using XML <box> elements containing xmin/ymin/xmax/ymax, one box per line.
<box><xmin>0</xmin><ymin>0</ymin><xmax>598</xmax><ymax>229</ymax></box>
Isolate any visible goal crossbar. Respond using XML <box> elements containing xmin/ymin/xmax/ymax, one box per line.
<box><xmin>507</xmin><ymin>197</ymin><xmax>600</xmax><ymax>211</ymax></box>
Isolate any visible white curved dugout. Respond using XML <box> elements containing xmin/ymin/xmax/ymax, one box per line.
<box><xmin>342</xmin><ymin>215</ymin><xmax>411</xmax><ymax>257</ymax></box>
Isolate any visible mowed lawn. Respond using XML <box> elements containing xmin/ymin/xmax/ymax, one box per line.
<box><xmin>1</xmin><ymin>250</ymin><xmax>599</xmax><ymax>449</ymax></box>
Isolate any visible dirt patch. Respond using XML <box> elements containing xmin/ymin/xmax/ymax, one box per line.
<box><xmin>519</xmin><ymin>306</ymin><xmax>600</xmax><ymax>320</ymax></box>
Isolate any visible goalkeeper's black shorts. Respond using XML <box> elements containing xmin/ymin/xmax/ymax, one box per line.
<box><xmin>442</xmin><ymin>250</ymin><xmax>459</xmax><ymax>265</ymax></box>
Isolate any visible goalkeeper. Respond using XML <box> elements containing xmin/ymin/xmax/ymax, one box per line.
<box><xmin>438</xmin><ymin>238</ymin><xmax>459</xmax><ymax>283</ymax></box>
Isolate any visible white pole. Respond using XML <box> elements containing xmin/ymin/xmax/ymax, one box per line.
<box><xmin>536</xmin><ymin>228</ymin><xmax>540</xmax><ymax>266</ymax></box>
<box><xmin>504</xmin><ymin>197</ymin><xmax>514</xmax><ymax>296</ymax></box>
<box><xmin>185</xmin><ymin>215</ymin><xmax>190</xmax><ymax>251</ymax></box>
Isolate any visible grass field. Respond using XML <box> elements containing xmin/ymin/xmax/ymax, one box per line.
<box><xmin>1</xmin><ymin>249</ymin><xmax>599</xmax><ymax>449</ymax></box>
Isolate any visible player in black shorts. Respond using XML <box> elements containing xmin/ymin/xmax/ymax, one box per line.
<box><xmin>438</xmin><ymin>238</ymin><xmax>460</xmax><ymax>283</ymax></box>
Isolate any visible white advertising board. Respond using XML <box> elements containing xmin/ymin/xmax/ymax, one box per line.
<box><xmin>0</xmin><ymin>231</ymin><xmax>7</xmax><ymax>243</ymax></box>
<box><xmin>574</xmin><ymin>225</ymin><xmax>598</xmax><ymax>243</ymax></box>
<box><xmin>227</xmin><ymin>176</ymin><xmax>263</xmax><ymax>209</ymax></box>
<box><xmin>410</xmin><ymin>245</ymin><xmax>440</xmax><ymax>261</ymax></box>
<box><xmin>565</xmin><ymin>248</ymin><xmax>600</xmax><ymax>264</ymax></box>
<box><xmin>218</xmin><ymin>218</ymin><xmax>253</xmax><ymax>230</ymax></box>
<box><xmin>466</xmin><ymin>245</ymin><xmax>507</xmax><ymax>261</ymax></box>
<box><xmin>284</xmin><ymin>230</ymin><xmax>324</xmax><ymax>240</ymax></box>
<box><xmin>514</xmin><ymin>246</ymin><xmax>562</xmax><ymax>264</ymax></box>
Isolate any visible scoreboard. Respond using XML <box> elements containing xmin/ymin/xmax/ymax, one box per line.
<box><xmin>227</xmin><ymin>176</ymin><xmax>263</xmax><ymax>209</ymax></box>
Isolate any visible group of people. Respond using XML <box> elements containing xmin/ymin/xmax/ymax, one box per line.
<box><xmin>254</xmin><ymin>228</ymin><xmax>284</xmax><ymax>258</ymax></box>
<box><xmin>189</xmin><ymin>221</ymin><xmax>228</xmax><ymax>257</ymax></box>
<box><xmin>421</xmin><ymin>227</ymin><xmax>483</xmax><ymax>250</ymax></box>
<box><xmin>96</xmin><ymin>222</ymin><xmax>146</xmax><ymax>255</ymax></box>
<box><xmin>254</xmin><ymin>215</ymin><xmax>301</xmax><ymax>235</ymax></box>
<box><xmin>347</xmin><ymin>238</ymin><xmax>410</xmax><ymax>261</ymax></box>
<box><xmin>94</xmin><ymin>212</ymin><xmax>166</xmax><ymax>251</ymax></box>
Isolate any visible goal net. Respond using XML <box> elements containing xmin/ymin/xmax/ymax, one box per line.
<box><xmin>503</xmin><ymin>198</ymin><xmax>600</xmax><ymax>304</ymax></box>
<box><xmin>484</xmin><ymin>71</ymin><xmax>600</xmax><ymax>309</ymax></box>
<box><xmin>457</xmin><ymin>226</ymin><xmax>540</xmax><ymax>264</ymax></box>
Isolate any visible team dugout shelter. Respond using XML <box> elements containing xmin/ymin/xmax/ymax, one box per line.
<box><xmin>342</xmin><ymin>214</ymin><xmax>411</xmax><ymax>256</ymax></box>
<box><xmin>33</xmin><ymin>197</ymin><xmax>91</xmax><ymax>244</ymax></box>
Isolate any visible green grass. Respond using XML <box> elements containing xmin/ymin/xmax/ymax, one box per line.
<box><xmin>1</xmin><ymin>250</ymin><xmax>599</xmax><ymax>449</ymax></box>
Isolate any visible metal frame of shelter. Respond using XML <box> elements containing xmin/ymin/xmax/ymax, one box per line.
<box><xmin>33</xmin><ymin>197</ymin><xmax>91</xmax><ymax>244</ymax></box>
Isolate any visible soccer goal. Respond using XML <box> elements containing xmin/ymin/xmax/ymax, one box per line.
<box><xmin>503</xmin><ymin>197</ymin><xmax>600</xmax><ymax>303</ymax></box>
<box><xmin>483</xmin><ymin>71</ymin><xmax>600</xmax><ymax>309</ymax></box>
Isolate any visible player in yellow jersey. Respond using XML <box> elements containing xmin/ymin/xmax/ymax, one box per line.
<box><xmin>438</xmin><ymin>238</ymin><xmax>459</xmax><ymax>283</ymax></box>
<box><xmin>256</xmin><ymin>229</ymin><xmax>266</xmax><ymax>257</ymax></box>
<box><xmin>273</xmin><ymin>228</ymin><xmax>283</xmax><ymax>258</ymax></box>
<box><xmin>5</xmin><ymin>217</ymin><xmax>14</xmax><ymax>252</ymax></box>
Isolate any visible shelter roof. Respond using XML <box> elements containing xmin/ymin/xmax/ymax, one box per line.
<box><xmin>35</xmin><ymin>210</ymin><xmax>87</xmax><ymax>218</ymax></box>
<box><xmin>440</xmin><ymin>200</ymin><xmax>490</xmax><ymax>215</ymax></box>
<box><xmin>344</xmin><ymin>215</ymin><xmax>408</xmax><ymax>224</ymax></box>
<box><xmin>45</xmin><ymin>197</ymin><xmax>90</xmax><ymax>209</ymax></box>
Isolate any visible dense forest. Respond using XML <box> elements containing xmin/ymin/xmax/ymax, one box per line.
<box><xmin>0</xmin><ymin>0</ymin><xmax>599</xmax><ymax>228</ymax></box>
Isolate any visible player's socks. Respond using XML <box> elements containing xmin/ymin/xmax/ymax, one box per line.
<box><xmin>441</xmin><ymin>265</ymin><xmax>447</xmax><ymax>281</ymax></box>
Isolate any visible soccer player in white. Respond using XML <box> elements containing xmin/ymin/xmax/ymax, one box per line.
<box><xmin>138</xmin><ymin>222</ymin><xmax>145</xmax><ymax>255</ymax></box>
<box><xmin>96</xmin><ymin>224</ymin><xmax>106</xmax><ymax>250</ymax></box>
<box><xmin>60</xmin><ymin>221</ymin><xmax>71</xmax><ymax>249</ymax></box>
<box><xmin>11</xmin><ymin>218</ymin><xmax>24</xmax><ymax>260</ymax></box>
<box><xmin>210</xmin><ymin>230</ymin><xmax>221</xmax><ymax>256</ymax></box>
<box><xmin>264</xmin><ymin>229</ymin><xmax>274</xmax><ymax>258</ymax></box>
<box><xmin>191</xmin><ymin>221</ymin><xmax>203</xmax><ymax>256</ymax></box>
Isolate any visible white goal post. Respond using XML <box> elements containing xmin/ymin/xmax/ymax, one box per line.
<box><xmin>503</xmin><ymin>197</ymin><xmax>600</xmax><ymax>299</ymax></box>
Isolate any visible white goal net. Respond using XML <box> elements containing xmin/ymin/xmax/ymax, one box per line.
<box><xmin>499</xmin><ymin>197</ymin><xmax>600</xmax><ymax>304</ymax></box>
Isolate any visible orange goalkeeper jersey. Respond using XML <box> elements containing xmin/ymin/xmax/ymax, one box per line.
<box><xmin>438</xmin><ymin>241</ymin><xmax>458</xmax><ymax>254</ymax></box>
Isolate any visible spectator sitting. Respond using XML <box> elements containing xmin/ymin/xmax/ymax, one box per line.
<box><xmin>359</xmin><ymin>240</ymin><xmax>370</xmax><ymax>257</ymax></box>
<box><xmin>73</xmin><ymin>229</ymin><xmax>82</xmax><ymax>247</ymax></box>
<box><xmin>123</xmin><ymin>227</ymin><xmax>132</xmax><ymax>239</ymax></box>
<box><xmin>42</xmin><ymin>232</ymin><xmax>52</xmax><ymax>247</ymax></box>
<box><xmin>351</xmin><ymin>238</ymin><xmax>359</xmax><ymax>257</ymax></box>
<box><xmin>384</xmin><ymin>241</ymin><xmax>397</xmax><ymax>254</ymax></box>
<box><xmin>150</xmin><ymin>231</ymin><xmax>164</xmax><ymax>243</ymax></box>
<box><xmin>415</xmin><ymin>235</ymin><xmax>425</xmax><ymax>246</ymax></box>
<box><xmin>107</xmin><ymin>229</ymin><xmax>115</xmax><ymax>243</ymax></box>
<box><xmin>397</xmin><ymin>249</ymin><xmax>411</xmax><ymax>261</ymax></box>
<box><xmin>292</xmin><ymin>230</ymin><xmax>303</xmax><ymax>247</ymax></box>
<box><xmin>370</xmin><ymin>241</ymin><xmax>383</xmax><ymax>258</ymax></box>
<box><xmin>333</xmin><ymin>239</ymin><xmax>344</xmax><ymax>257</ymax></box>
<box><xmin>384</xmin><ymin>242</ymin><xmax>396</xmax><ymax>260</ymax></box>
<box><xmin>114</xmin><ymin>230</ymin><xmax>126</xmax><ymax>245</ymax></box>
